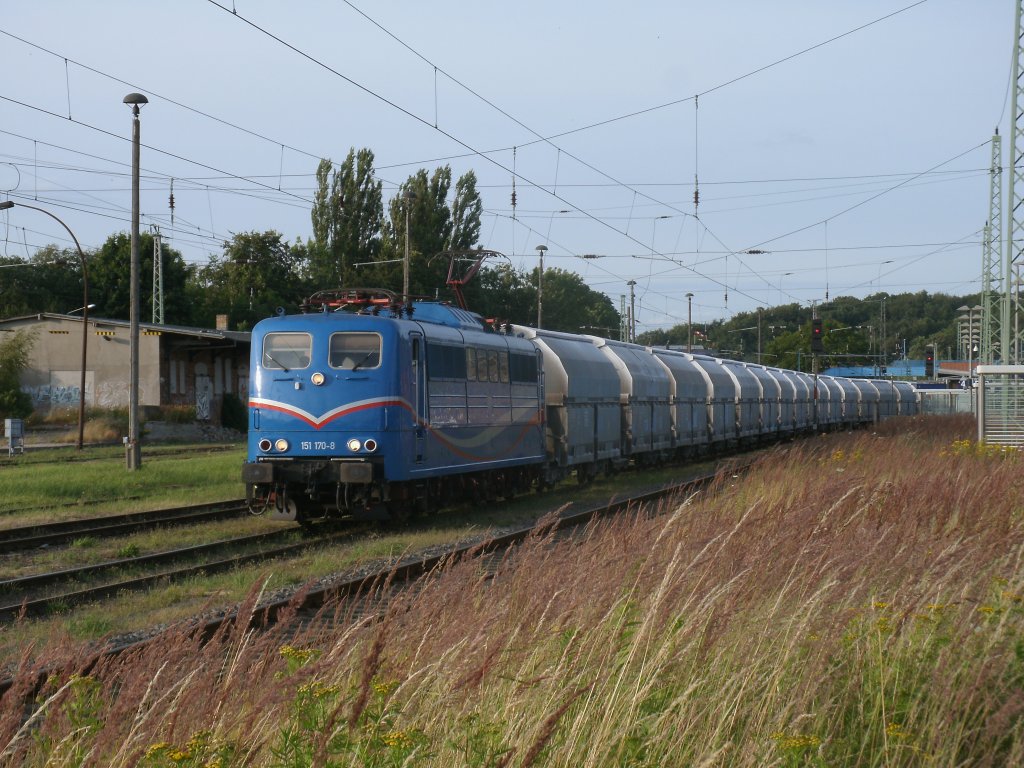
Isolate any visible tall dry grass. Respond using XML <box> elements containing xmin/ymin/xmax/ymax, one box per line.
<box><xmin>2</xmin><ymin>414</ymin><xmax>1023</xmax><ymax>766</ymax></box>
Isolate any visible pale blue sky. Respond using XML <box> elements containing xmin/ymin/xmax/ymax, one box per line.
<box><xmin>0</xmin><ymin>1</ymin><xmax>1012</xmax><ymax>332</ymax></box>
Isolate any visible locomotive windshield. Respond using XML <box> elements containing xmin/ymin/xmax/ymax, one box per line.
<box><xmin>330</xmin><ymin>332</ymin><xmax>382</xmax><ymax>370</ymax></box>
<box><xmin>262</xmin><ymin>332</ymin><xmax>311</xmax><ymax>370</ymax></box>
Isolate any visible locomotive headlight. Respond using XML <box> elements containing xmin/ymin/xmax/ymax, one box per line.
<box><xmin>311</xmin><ymin>371</ymin><xmax>326</xmax><ymax>386</ymax></box>
<box><xmin>347</xmin><ymin>438</ymin><xmax>362</xmax><ymax>452</ymax></box>
<box><xmin>364</xmin><ymin>438</ymin><xmax>378</xmax><ymax>452</ymax></box>
<box><xmin>274</xmin><ymin>438</ymin><xmax>290</xmax><ymax>452</ymax></box>
<box><xmin>258</xmin><ymin>438</ymin><xmax>272</xmax><ymax>452</ymax></box>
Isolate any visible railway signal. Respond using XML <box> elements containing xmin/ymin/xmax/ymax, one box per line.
<box><xmin>925</xmin><ymin>345</ymin><xmax>934</xmax><ymax>378</ymax></box>
<box><xmin>811</xmin><ymin>318</ymin><xmax>824</xmax><ymax>354</ymax></box>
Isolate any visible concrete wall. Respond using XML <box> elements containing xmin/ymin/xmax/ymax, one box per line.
<box><xmin>3</xmin><ymin>315</ymin><xmax>249</xmax><ymax>420</ymax></box>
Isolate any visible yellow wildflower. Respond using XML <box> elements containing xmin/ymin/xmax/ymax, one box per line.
<box><xmin>382</xmin><ymin>730</ymin><xmax>413</xmax><ymax>749</ymax></box>
<box><xmin>145</xmin><ymin>742</ymin><xmax>171</xmax><ymax>758</ymax></box>
<box><xmin>771</xmin><ymin>732</ymin><xmax>821</xmax><ymax>750</ymax></box>
<box><xmin>886</xmin><ymin>721</ymin><xmax>912</xmax><ymax>740</ymax></box>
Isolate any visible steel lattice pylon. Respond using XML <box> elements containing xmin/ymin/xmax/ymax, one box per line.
<box><xmin>982</xmin><ymin>132</ymin><xmax>1002</xmax><ymax>364</ymax></box>
<box><xmin>1003</xmin><ymin>0</ymin><xmax>1024</xmax><ymax>364</ymax></box>
<box><xmin>151</xmin><ymin>227</ymin><xmax>164</xmax><ymax>324</ymax></box>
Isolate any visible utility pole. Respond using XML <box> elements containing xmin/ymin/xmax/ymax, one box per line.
<box><xmin>686</xmin><ymin>292</ymin><xmax>694</xmax><ymax>353</ymax></box>
<box><xmin>627</xmin><ymin>280</ymin><xmax>637</xmax><ymax>342</ymax></box>
<box><xmin>535</xmin><ymin>244</ymin><xmax>547</xmax><ymax>328</ymax></box>
<box><xmin>757</xmin><ymin>306</ymin><xmax>763</xmax><ymax>364</ymax></box>
<box><xmin>124</xmin><ymin>92</ymin><xmax>148</xmax><ymax>471</ymax></box>
<box><xmin>402</xmin><ymin>190</ymin><xmax>415</xmax><ymax>306</ymax></box>
<box><xmin>811</xmin><ymin>303</ymin><xmax>820</xmax><ymax>377</ymax></box>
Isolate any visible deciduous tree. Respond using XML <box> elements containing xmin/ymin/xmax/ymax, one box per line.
<box><xmin>310</xmin><ymin>149</ymin><xmax>383</xmax><ymax>287</ymax></box>
<box><xmin>89</xmin><ymin>232</ymin><xmax>190</xmax><ymax>323</ymax></box>
<box><xmin>190</xmin><ymin>231</ymin><xmax>307</xmax><ymax>330</ymax></box>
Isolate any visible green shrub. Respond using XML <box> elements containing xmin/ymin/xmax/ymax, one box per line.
<box><xmin>162</xmin><ymin>405</ymin><xmax>197</xmax><ymax>424</ymax></box>
<box><xmin>0</xmin><ymin>329</ymin><xmax>36</xmax><ymax>420</ymax></box>
<box><xmin>221</xmin><ymin>392</ymin><xmax>248</xmax><ymax>433</ymax></box>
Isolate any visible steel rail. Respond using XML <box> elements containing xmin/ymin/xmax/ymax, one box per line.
<box><xmin>0</xmin><ymin>499</ymin><xmax>247</xmax><ymax>553</ymax></box>
<box><xmin>0</xmin><ymin>528</ymin><xmax>364</xmax><ymax>622</ymax></box>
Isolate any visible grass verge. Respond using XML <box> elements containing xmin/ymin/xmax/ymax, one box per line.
<box><xmin>0</xmin><ymin>445</ymin><xmax>247</xmax><ymax>524</ymax></box>
<box><xmin>5</xmin><ymin>415</ymin><xmax>1022</xmax><ymax>766</ymax></box>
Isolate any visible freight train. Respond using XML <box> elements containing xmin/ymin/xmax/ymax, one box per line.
<box><xmin>242</xmin><ymin>288</ymin><xmax>917</xmax><ymax>524</ymax></box>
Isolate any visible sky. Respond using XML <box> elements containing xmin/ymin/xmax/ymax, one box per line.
<box><xmin>0</xmin><ymin>1</ymin><xmax>1014</xmax><ymax>335</ymax></box>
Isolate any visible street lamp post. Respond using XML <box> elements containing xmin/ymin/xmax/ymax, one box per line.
<box><xmin>0</xmin><ymin>200</ymin><xmax>89</xmax><ymax>450</ymax></box>
<box><xmin>124</xmin><ymin>92</ymin><xmax>148</xmax><ymax>470</ymax></box>
<box><xmin>779</xmin><ymin>272</ymin><xmax>793</xmax><ymax>305</ymax></box>
<box><xmin>685</xmin><ymin>292</ymin><xmax>694</xmax><ymax>353</ymax></box>
<box><xmin>535</xmin><ymin>245</ymin><xmax>548</xmax><ymax>328</ymax></box>
<box><xmin>651</xmin><ymin>215</ymin><xmax>669</xmax><ymax>255</ymax></box>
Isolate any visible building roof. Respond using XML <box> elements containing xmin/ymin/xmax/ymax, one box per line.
<box><xmin>0</xmin><ymin>313</ymin><xmax>251</xmax><ymax>343</ymax></box>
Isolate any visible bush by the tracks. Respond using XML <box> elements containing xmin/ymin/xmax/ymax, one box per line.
<box><xmin>220</xmin><ymin>393</ymin><xmax>247</xmax><ymax>433</ymax></box>
<box><xmin>3</xmin><ymin>415</ymin><xmax>1023</xmax><ymax>766</ymax></box>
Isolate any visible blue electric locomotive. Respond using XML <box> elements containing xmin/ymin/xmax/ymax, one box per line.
<box><xmin>242</xmin><ymin>289</ymin><xmax>545</xmax><ymax>522</ymax></box>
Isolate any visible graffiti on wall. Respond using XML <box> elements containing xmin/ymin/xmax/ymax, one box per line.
<box><xmin>195</xmin><ymin>367</ymin><xmax>212</xmax><ymax>421</ymax></box>
<box><xmin>95</xmin><ymin>381</ymin><xmax>130</xmax><ymax>408</ymax></box>
<box><xmin>24</xmin><ymin>384</ymin><xmax>81</xmax><ymax>406</ymax></box>
<box><xmin>24</xmin><ymin>371</ymin><xmax>95</xmax><ymax>408</ymax></box>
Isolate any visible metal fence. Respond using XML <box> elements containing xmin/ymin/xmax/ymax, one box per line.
<box><xmin>918</xmin><ymin>389</ymin><xmax>973</xmax><ymax>415</ymax></box>
<box><xmin>976</xmin><ymin>365</ymin><xmax>1024</xmax><ymax>447</ymax></box>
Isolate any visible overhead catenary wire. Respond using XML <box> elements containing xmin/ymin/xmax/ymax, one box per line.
<box><xmin>2</xmin><ymin>0</ymin><xmax>974</xmax><ymax>332</ymax></box>
<box><xmin>204</xmin><ymin>0</ymin><xmax>765</xmax><ymax>305</ymax></box>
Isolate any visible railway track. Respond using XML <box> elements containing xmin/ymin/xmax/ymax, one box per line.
<box><xmin>0</xmin><ymin>499</ymin><xmax>249</xmax><ymax>553</ymax></box>
<box><xmin>0</xmin><ymin>456</ymin><xmax>750</xmax><ymax>701</ymax></box>
<box><xmin>0</xmin><ymin>443</ymin><xmax>239</xmax><ymax>469</ymax></box>
<box><xmin>0</xmin><ymin>525</ymin><xmax>370</xmax><ymax>622</ymax></box>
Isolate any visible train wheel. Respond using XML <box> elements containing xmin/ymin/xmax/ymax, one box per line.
<box><xmin>270</xmin><ymin>495</ymin><xmax>300</xmax><ymax>523</ymax></box>
<box><xmin>387</xmin><ymin>502</ymin><xmax>412</xmax><ymax>526</ymax></box>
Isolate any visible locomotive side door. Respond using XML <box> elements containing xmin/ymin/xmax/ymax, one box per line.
<box><xmin>410</xmin><ymin>332</ymin><xmax>426</xmax><ymax>463</ymax></box>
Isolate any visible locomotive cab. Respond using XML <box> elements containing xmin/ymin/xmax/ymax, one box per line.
<box><xmin>243</xmin><ymin>293</ymin><xmax>417</xmax><ymax>522</ymax></box>
<box><xmin>243</xmin><ymin>288</ymin><xmax>546</xmax><ymax>524</ymax></box>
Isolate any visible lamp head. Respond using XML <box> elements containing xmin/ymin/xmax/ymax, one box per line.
<box><xmin>0</xmin><ymin>201</ymin><xmax>13</xmax><ymax>210</ymax></box>
<box><xmin>123</xmin><ymin>93</ymin><xmax>149</xmax><ymax>116</ymax></box>
<box><xmin>535</xmin><ymin>244</ymin><xmax>548</xmax><ymax>254</ymax></box>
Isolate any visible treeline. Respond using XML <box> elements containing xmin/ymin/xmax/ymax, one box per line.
<box><xmin>639</xmin><ymin>291</ymin><xmax>980</xmax><ymax>368</ymax></box>
<box><xmin>0</xmin><ymin>148</ymin><xmax>620</xmax><ymax>336</ymax></box>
